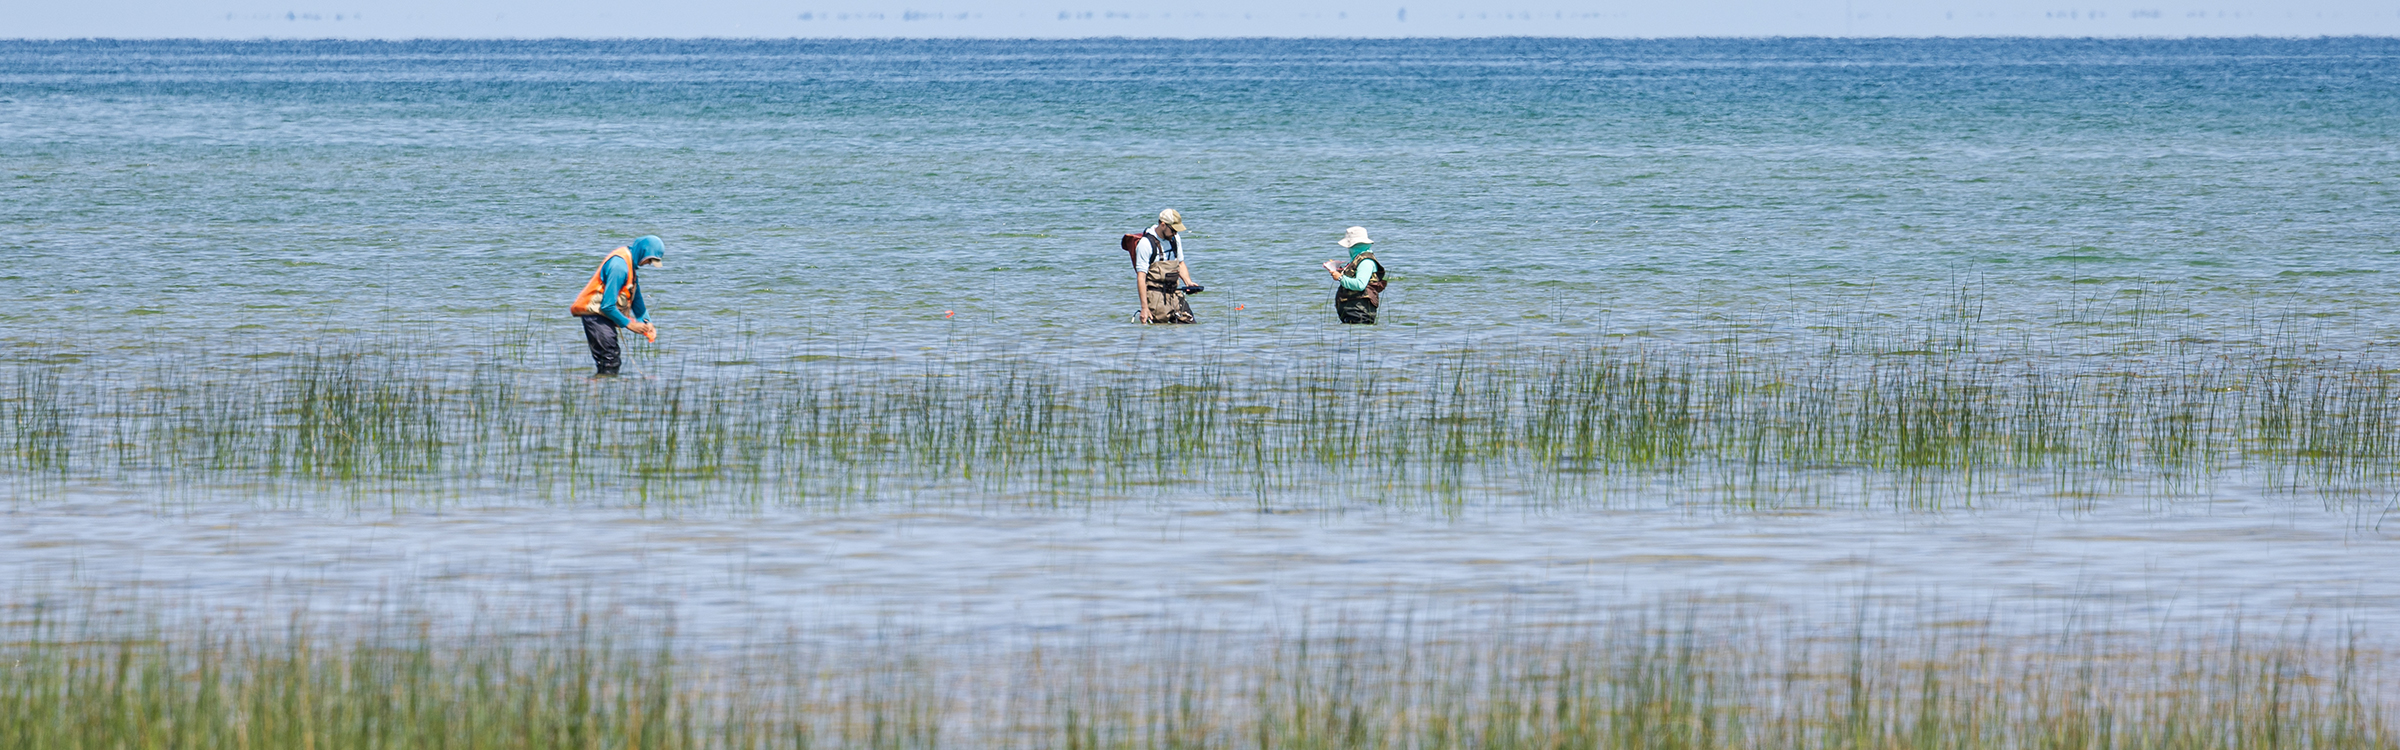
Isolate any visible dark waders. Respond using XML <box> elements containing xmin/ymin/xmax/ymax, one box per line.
<box><xmin>1334</xmin><ymin>251</ymin><xmax>1384</xmax><ymax>325</ymax></box>
<box><xmin>579</xmin><ymin>314</ymin><xmax>622</xmax><ymax>374</ymax></box>
<box><xmin>1335</xmin><ymin>294</ymin><xmax>1377</xmax><ymax>324</ymax></box>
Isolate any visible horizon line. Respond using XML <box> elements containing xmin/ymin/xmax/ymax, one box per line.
<box><xmin>6</xmin><ymin>33</ymin><xmax>2397</xmax><ymax>41</ymax></box>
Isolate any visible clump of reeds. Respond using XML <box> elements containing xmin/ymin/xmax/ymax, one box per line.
<box><xmin>1</xmin><ymin>365</ymin><xmax>71</xmax><ymax>473</ymax></box>
<box><xmin>0</xmin><ymin>608</ymin><xmax>690</xmax><ymax>750</ymax></box>
<box><xmin>0</xmin><ymin>602</ymin><xmax>2387</xmax><ymax>749</ymax></box>
<box><xmin>9</xmin><ymin>332</ymin><xmax>2400</xmax><ymax>507</ymax></box>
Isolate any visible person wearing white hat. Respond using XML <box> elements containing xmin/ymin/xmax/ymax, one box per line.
<box><xmin>1128</xmin><ymin>208</ymin><xmax>1202</xmax><ymax>324</ymax></box>
<box><xmin>1322</xmin><ymin>226</ymin><xmax>1387</xmax><ymax>324</ymax></box>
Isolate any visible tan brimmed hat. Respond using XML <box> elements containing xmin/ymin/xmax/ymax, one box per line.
<box><xmin>1158</xmin><ymin>208</ymin><xmax>1188</xmax><ymax>233</ymax></box>
<box><xmin>1338</xmin><ymin>226</ymin><xmax>1373</xmax><ymax>248</ymax></box>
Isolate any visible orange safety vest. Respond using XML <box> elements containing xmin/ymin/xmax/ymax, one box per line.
<box><xmin>569</xmin><ymin>247</ymin><xmax>639</xmax><ymax>318</ymax></box>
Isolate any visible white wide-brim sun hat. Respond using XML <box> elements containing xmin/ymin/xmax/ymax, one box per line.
<box><xmin>1338</xmin><ymin>226</ymin><xmax>1373</xmax><ymax>248</ymax></box>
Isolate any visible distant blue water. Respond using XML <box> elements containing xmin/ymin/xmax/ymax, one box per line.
<box><xmin>3</xmin><ymin>38</ymin><xmax>2397</xmax><ymax>370</ymax></box>
<box><xmin>4</xmin><ymin>39</ymin><xmax>2400</xmax><ymax>642</ymax></box>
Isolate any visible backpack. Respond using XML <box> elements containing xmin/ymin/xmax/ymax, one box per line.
<box><xmin>1119</xmin><ymin>233</ymin><xmax>1144</xmax><ymax>266</ymax></box>
<box><xmin>1120</xmin><ymin>230</ymin><xmax>1181</xmax><ymax>268</ymax></box>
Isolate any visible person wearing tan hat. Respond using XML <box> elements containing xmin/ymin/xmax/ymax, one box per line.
<box><xmin>1128</xmin><ymin>208</ymin><xmax>1202</xmax><ymax>324</ymax></box>
<box><xmin>1321</xmin><ymin>226</ymin><xmax>1387</xmax><ymax>324</ymax></box>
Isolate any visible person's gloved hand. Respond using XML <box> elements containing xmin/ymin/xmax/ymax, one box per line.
<box><xmin>1180</xmin><ymin>284</ymin><xmax>1205</xmax><ymax>294</ymax></box>
<box><xmin>628</xmin><ymin>320</ymin><xmax>657</xmax><ymax>343</ymax></box>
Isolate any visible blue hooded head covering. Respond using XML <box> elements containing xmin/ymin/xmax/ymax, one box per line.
<box><xmin>628</xmin><ymin>235</ymin><xmax>665</xmax><ymax>267</ymax></box>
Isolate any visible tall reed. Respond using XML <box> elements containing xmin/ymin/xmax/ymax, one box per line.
<box><xmin>8</xmin><ymin>337</ymin><xmax>2400</xmax><ymax>506</ymax></box>
<box><xmin>0</xmin><ymin>604</ymin><xmax>2386</xmax><ymax>749</ymax></box>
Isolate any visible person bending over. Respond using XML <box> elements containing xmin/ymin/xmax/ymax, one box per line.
<box><xmin>569</xmin><ymin>235</ymin><xmax>665</xmax><ymax>375</ymax></box>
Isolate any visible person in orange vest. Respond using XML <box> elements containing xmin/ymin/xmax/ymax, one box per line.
<box><xmin>569</xmin><ymin>235</ymin><xmax>664</xmax><ymax>375</ymax></box>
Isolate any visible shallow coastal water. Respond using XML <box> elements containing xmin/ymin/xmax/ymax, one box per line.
<box><xmin>8</xmin><ymin>39</ymin><xmax>2400</xmax><ymax>363</ymax></box>
<box><xmin>4</xmin><ymin>38</ymin><xmax>2400</xmax><ymax>652</ymax></box>
<box><xmin>3</xmin><ymin>492</ymin><xmax>2395</xmax><ymax>645</ymax></box>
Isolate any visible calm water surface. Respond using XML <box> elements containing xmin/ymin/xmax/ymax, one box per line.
<box><xmin>3</xmin><ymin>38</ymin><xmax>2398</xmax><ymax>640</ymax></box>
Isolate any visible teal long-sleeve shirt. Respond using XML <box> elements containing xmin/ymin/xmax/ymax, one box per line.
<box><xmin>591</xmin><ymin>254</ymin><xmax>649</xmax><ymax>327</ymax></box>
<box><xmin>1337</xmin><ymin>244</ymin><xmax>1379</xmax><ymax>291</ymax></box>
<box><xmin>590</xmin><ymin>236</ymin><xmax>665</xmax><ymax>327</ymax></box>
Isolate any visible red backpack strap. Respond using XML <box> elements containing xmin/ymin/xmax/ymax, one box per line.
<box><xmin>1120</xmin><ymin>233</ymin><xmax>1144</xmax><ymax>263</ymax></box>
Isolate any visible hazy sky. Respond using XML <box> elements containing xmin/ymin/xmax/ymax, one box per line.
<box><xmin>6</xmin><ymin>0</ymin><xmax>2398</xmax><ymax>38</ymax></box>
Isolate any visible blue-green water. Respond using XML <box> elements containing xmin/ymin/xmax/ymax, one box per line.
<box><xmin>3</xmin><ymin>38</ymin><xmax>2399</xmax><ymax>640</ymax></box>
<box><xmin>7</xmin><ymin>39</ymin><xmax>2398</xmax><ymax>362</ymax></box>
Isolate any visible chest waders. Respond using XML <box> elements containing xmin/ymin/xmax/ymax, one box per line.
<box><xmin>1135</xmin><ymin>231</ymin><xmax>1195</xmax><ymax>324</ymax></box>
<box><xmin>1335</xmin><ymin>252</ymin><xmax>1387</xmax><ymax>325</ymax></box>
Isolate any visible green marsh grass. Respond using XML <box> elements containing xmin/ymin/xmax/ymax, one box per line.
<box><xmin>0</xmin><ymin>603</ymin><xmax>2387</xmax><ymax>749</ymax></box>
<box><xmin>8</xmin><ymin>335</ymin><xmax>2400</xmax><ymax>507</ymax></box>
